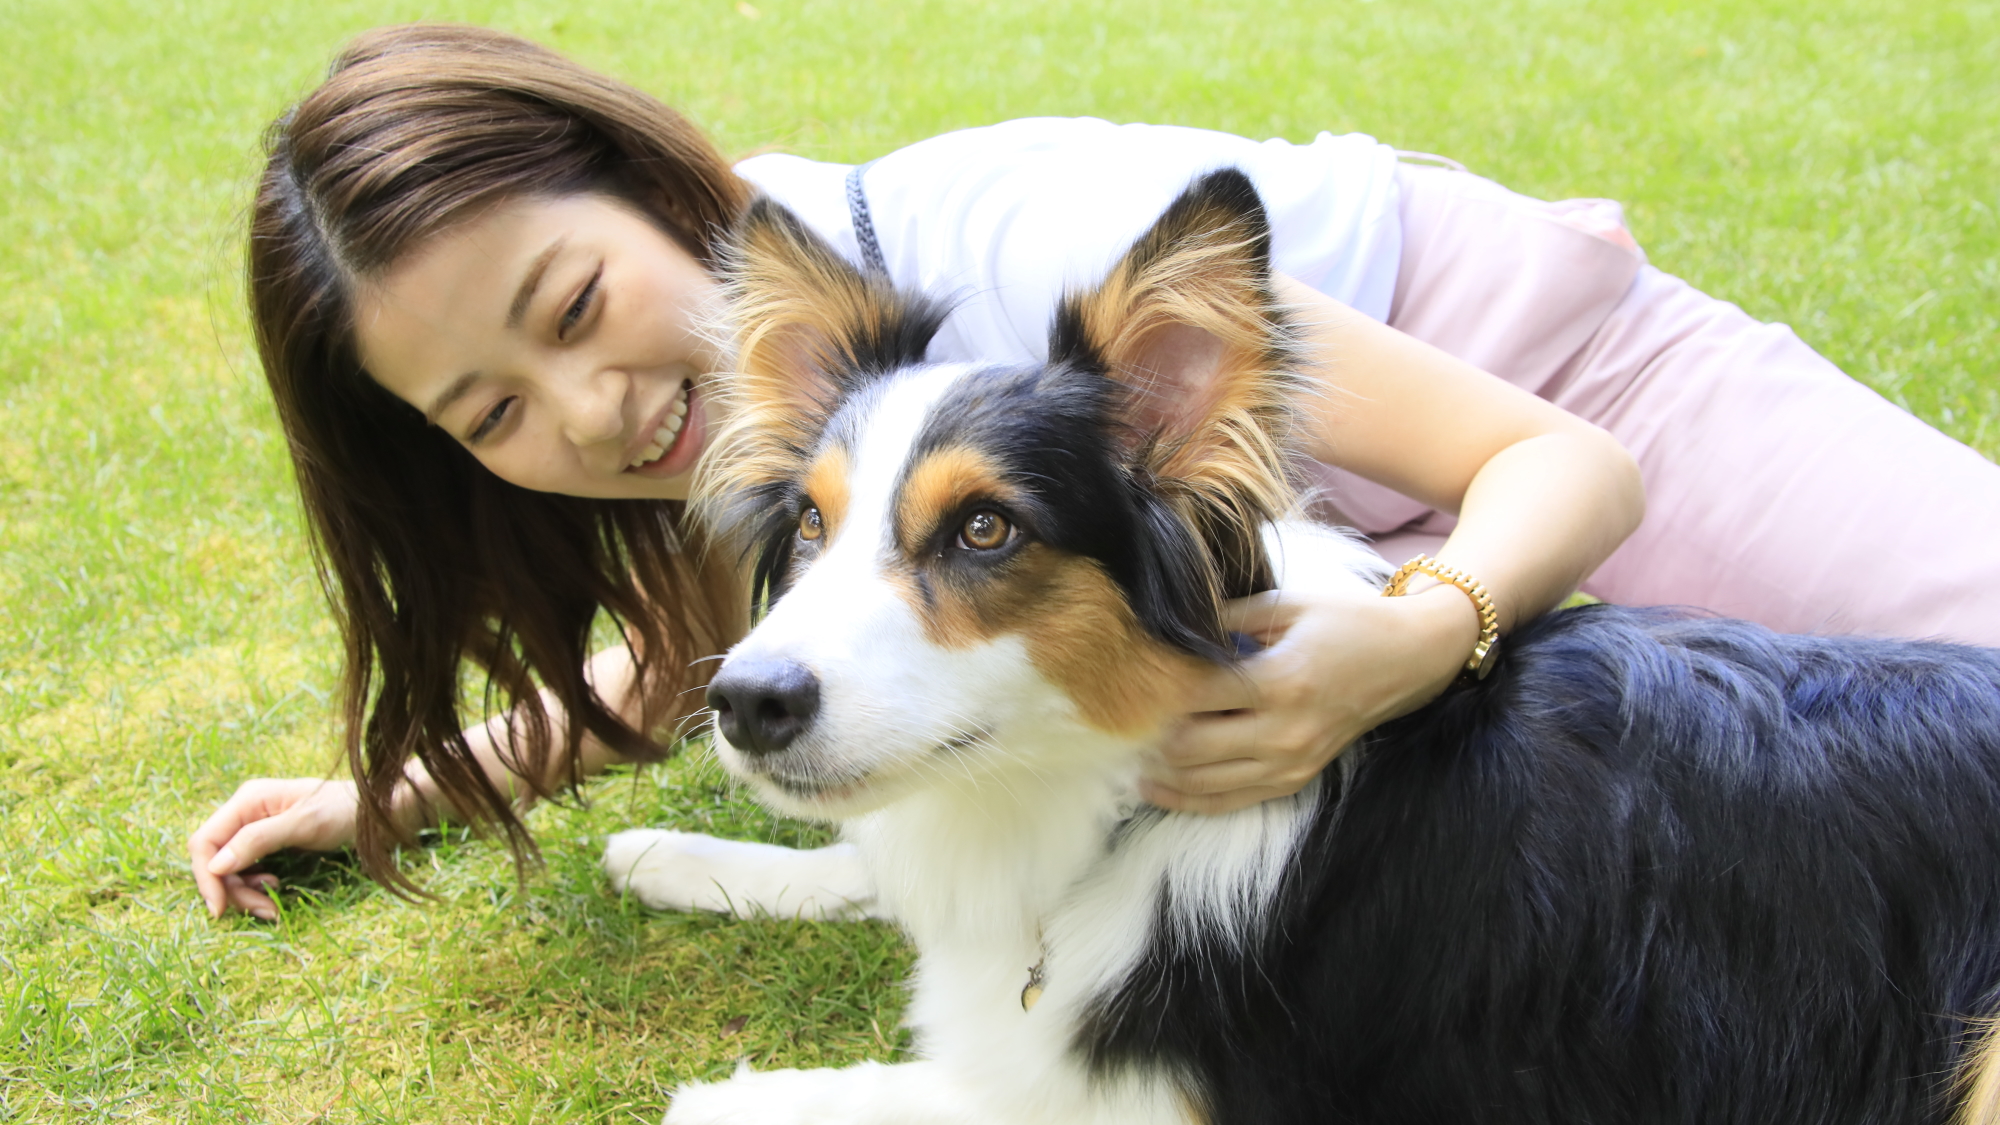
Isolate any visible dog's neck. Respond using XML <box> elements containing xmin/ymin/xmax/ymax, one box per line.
<box><xmin>840</xmin><ymin>704</ymin><xmax>1330</xmax><ymax>1035</ymax></box>
<box><xmin>843</xmin><ymin>721</ymin><xmax>1152</xmax><ymax>951</ymax></box>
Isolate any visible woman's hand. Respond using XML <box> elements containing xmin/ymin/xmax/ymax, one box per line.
<box><xmin>1143</xmin><ymin>583</ymin><xmax>1479</xmax><ymax>814</ymax></box>
<box><xmin>187</xmin><ymin>645</ymin><xmax>650</xmax><ymax>920</ymax></box>
<box><xmin>188</xmin><ymin>778</ymin><xmax>363</xmax><ymax>920</ymax></box>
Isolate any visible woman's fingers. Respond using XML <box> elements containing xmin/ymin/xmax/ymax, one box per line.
<box><xmin>221</xmin><ymin>872</ymin><xmax>280</xmax><ymax>922</ymax></box>
<box><xmin>1150</xmin><ymin>588</ymin><xmax>1427</xmax><ymax>812</ymax></box>
<box><xmin>206</xmin><ymin>814</ymin><xmax>293</xmax><ymax>879</ymax></box>
<box><xmin>190</xmin><ymin>843</ymin><xmax>225</xmax><ymax>919</ymax></box>
<box><xmin>1176</xmin><ymin>668</ymin><xmax>1258</xmax><ymax>715</ymax></box>
<box><xmin>1161</xmin><ymin>660</ymin><xmax>1360</xmax><ymax>771</ymax></box>
<box><xmin>1151</xmin><ymin>712</ymin><xmax>1345</xmax><ymax>788</ymax></box>
<box><xmin>1139</xmin><ymin>776</ymin><xmax>1299</xmax><ymax>815</ymax></box>
<box><xmin>189</xmin><ymin>784</ymin><xmax>273</xmax><ymax>917</ymax></box>
<box><xmin>206</xmin><ymin>785</ymin><xmax>332</xmax><ymax>873</ymax></box>
<box><xmin>1157</xmin><ymin>707</ymin><xmax>1260</xmax><ymax>767</ymax></box>
<box><xmin>1142</xmin><ymin>752</ymin><xmax>1270</xmax><ymax>795</ymax></box>
<box><xmin>1168</xmin><ymin>594</ymin><xmax>1306</xmax><ymax>714</ymax></box>
<box><xmin>1217</xmin><ymin>589</ymin><xmax>1305</xmax><ymax>644</ymax></box>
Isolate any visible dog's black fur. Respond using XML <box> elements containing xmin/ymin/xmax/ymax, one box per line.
<box><xmin>1083</xmin><ymin>605</ymin><xmax>2000</xmax><ymax>1124</ymax></box>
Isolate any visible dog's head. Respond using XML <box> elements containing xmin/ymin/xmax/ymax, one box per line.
<box><xmin>696</xmin><ymin>169</ymin><xmax>1302</xmax><ymax>818</ymax></box>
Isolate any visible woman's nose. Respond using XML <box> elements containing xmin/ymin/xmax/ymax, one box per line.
<box><xmin>552</xmin><ymin>366</ymin><xmax>627</xmax><ymax>448</ymax></box>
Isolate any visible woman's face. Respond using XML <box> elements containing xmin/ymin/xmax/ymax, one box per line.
<box><xmin>354</xmin><ymin>194</ymin><xmax>721</xmax><ymax>500</ymax></box>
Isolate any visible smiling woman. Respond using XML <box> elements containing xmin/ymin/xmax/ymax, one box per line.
<box><xmin>197</xmin><ymin>25</ymin><xmax>750</xmax><ymax>906</ymax></box>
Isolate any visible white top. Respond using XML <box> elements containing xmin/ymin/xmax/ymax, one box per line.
<box><xmin>735</xmin><ymin>117</ymin><xmax>1404</xmax><ymax>367</ymax></box>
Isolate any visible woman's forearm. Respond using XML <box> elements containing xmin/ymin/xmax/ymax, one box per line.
<box><xmin>1429</xmin><ymin>429</ymin><xmax>1644</xmax><ymax>632</ymax></box>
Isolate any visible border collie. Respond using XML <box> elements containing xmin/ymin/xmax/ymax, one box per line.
<box><xmin>605</xmin><ymin>170</ymin><xmax>2000</xmax><ymax>1125</ymax></box>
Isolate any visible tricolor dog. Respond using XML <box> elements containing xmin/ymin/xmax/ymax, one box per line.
<box><xmin>607</xmin><ymin>171</ymin><xmax>2000</xmax><ymax>1125</ymax></box>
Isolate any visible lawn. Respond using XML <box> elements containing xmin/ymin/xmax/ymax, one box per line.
<box><xmin>1</xmin><ymin>0</ymin><xmax>1994</xmax><ymax>1119</ymax></box>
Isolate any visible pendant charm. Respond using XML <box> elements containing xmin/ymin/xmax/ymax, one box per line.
<box><xmin>1021</xmin><ymin>960</ymin><xmax>1046</xmax><ymax>1011</ymax></box>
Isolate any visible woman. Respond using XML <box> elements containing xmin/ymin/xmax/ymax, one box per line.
<box><xmin>190</xmin><ymin>24</ymin><xmax>2000</xmax><ymax>921</ymax></box>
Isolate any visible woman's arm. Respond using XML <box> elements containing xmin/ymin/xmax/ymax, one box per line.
<box><xmin>189</xmin><ymin>643</ymin><xmax>644</xmax><ymax>919</ymax></box>
<box><xmin>1142</xmin><ymin>277</ymin><xmax>1644</xmax><ymax>814</ymax></box>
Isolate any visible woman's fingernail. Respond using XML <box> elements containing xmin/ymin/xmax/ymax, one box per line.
<box><xmin>207</xmin><ymin>846</ymin><xmax>237</xmax><ymax>875</ymax></box>
<box><xmin>253</xmin><ymin>908</ymin><xmax>277</xmax><ymax>922</ymax></box>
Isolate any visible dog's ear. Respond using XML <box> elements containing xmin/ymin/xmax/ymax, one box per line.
<box><xmin>723</xmin><ymin>197</ymin><xmax>950</xmax><ymax>440</ymax></box>
<box><xmin>1048</xmin><ymin>170</ymin><xmax>1297</xmax><ymax>603</ymax></box>
<box><xmin>1048</xmin><ymin>169</ymin><xmax>1297</xmax><ymax>495</ymax></box>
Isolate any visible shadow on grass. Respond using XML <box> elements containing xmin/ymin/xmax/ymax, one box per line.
<box><xmin>252</xmin><ymin>824</ymin><xmax>496</xmax><ymax>915</ymax></box>
<box><xmin>251</xmin><ymin>845</ymin><xmax>373</xmax><ymax>913</ymax></box>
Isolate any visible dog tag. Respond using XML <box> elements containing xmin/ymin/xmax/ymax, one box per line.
<box><xmin>1021</xmin><ymin>960</ymin><xmax>1046</xmax><ymax>1011</ymax></box>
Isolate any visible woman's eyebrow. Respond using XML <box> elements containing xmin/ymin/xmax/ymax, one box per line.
<box><xmin>425</xmin><ymin>370</ymin><xmax>482</xmax><ymax>426</ymax></box>
<box><xmin>506</xmin><ymin>237</ymin><xmax>569</xmax><ymax>329</ymax></box>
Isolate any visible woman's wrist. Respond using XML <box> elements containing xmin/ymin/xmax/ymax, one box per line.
<box><xmin>1386</xmin><ymin>557</ymin><xmax>1503</xmax><ymax>679</ymax></box>
<box><xmin>1401</xmin><ymin>581</ymin><xmax>1485</xmax><ymax>690</ymax></box>
<box><xmin>389</xmin><ymin>767</ymin><xmax>451</xmax><ymax>834</ymax></box>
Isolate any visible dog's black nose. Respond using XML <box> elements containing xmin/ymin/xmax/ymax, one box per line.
<box><xmin>706</xmin><ymin>658</ymin><xmax>821</xmax><ymax>755</ymax></box>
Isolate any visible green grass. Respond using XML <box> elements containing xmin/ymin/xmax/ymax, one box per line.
<box><xmin>0</xmin><ymin>0</ymin><xmax>1993</xmax><ymax>1119</ymax></box>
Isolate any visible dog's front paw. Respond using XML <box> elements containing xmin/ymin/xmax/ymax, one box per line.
<box><xmin>604</xmin><ymin>829</ymin><xmax>880</xmax><ymax>920</ymax></box>
<box><xmin>604</xmin><ymin>829</ymin><xmax>753</xmax><ymax>914</ymax></box>
<box><xmin>664</xmin><ymin>1062</ymin><xmax>889</xmax><ymax>1125</ymax></box>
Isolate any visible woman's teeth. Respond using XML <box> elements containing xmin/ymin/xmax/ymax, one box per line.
<box><xmin>628</xmin><ymin>381</ymin><xmax>694</xmax><ymax>469</ymax></box>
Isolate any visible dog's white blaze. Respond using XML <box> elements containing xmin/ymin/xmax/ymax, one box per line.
<box><xmin>838</xmin><ymin>362</ymin><xmax>966</xmax><ymax>555</ymax></box>
<box><xmin>716</xmin><ymin>363</ymin><xmax>1066</xmax><ymax>822</ymax></box>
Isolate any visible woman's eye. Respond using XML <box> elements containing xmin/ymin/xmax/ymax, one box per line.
<box><xmin>559</xmin><ymin>270</ymin><xmax>602</xmax><ymax>338</ymax></box>
<box><xmin>958</xmin><ymin>510</ymin><xmax>1012</xmax><ymax>551</ymax></box>
<box><xmin>798</xmin><ymin>505</ymin><xmax>823</xmax><ymax>542</ymax></box>
<box><xmin>469</xmin><ymin>397</ymin><xmax>514</xmax><ymax>443</ymax></box>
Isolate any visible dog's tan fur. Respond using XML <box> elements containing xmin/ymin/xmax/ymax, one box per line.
<box><xmin>1956</xmin><ymin>1018</ymin><xmax>2000</xmax><ymax>1125</ymax></box>
<box><xmin>892</xmin><ymin>445</ymin><xmax>1018</xmax><ymax>558</ymax></box>
<box><xmin>800</xmin><ymin>445</ymin><xmax>852</xmax><ymax>545</ymax></box>
<box><xmin>881</xmin><ymin>440</ymin><xmax>1201</xmax><ymax>733</ymax></box>
<box><xmin>1015</xmin><ymin>555</ymin><xmax>1202</xmax><ymax>735</ymax></box>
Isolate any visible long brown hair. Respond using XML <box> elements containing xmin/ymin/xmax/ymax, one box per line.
<box><xmin>247</xmin><ymin>24</ymin><xmax>749</xmax><ymax>892</ymax></box>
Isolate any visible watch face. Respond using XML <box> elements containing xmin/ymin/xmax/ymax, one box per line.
<box><xmin>1472</xmin><ymin>640</ymin><xmax>1500</xmax><ymax>680</ymax></box>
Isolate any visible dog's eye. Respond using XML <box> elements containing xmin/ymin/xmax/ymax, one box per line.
<box><xmin>798</xmin><ymin>505</ymin><xmax>823</xmax><ymax>542</ymax></box>
<box><xmin>958</xmin><ymin>510</ymin><xmax>1012</xmax><ymax>551</ymax></box>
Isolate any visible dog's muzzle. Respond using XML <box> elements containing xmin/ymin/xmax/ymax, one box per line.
<box><xmin>707</xmin><ymin>657</ymin><xmax>821</xmax><ymax>755</ymax></box>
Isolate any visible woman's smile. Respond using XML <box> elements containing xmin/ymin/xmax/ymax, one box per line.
<box><xmin>626</xmin><ymin>377</ymin><xmax>703</xmax><ymax>476</ymax></box>
<box><xmin>352</xmin><ymin>193</ymin><xmax>724</xmax><ymax>500</ymax></box>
